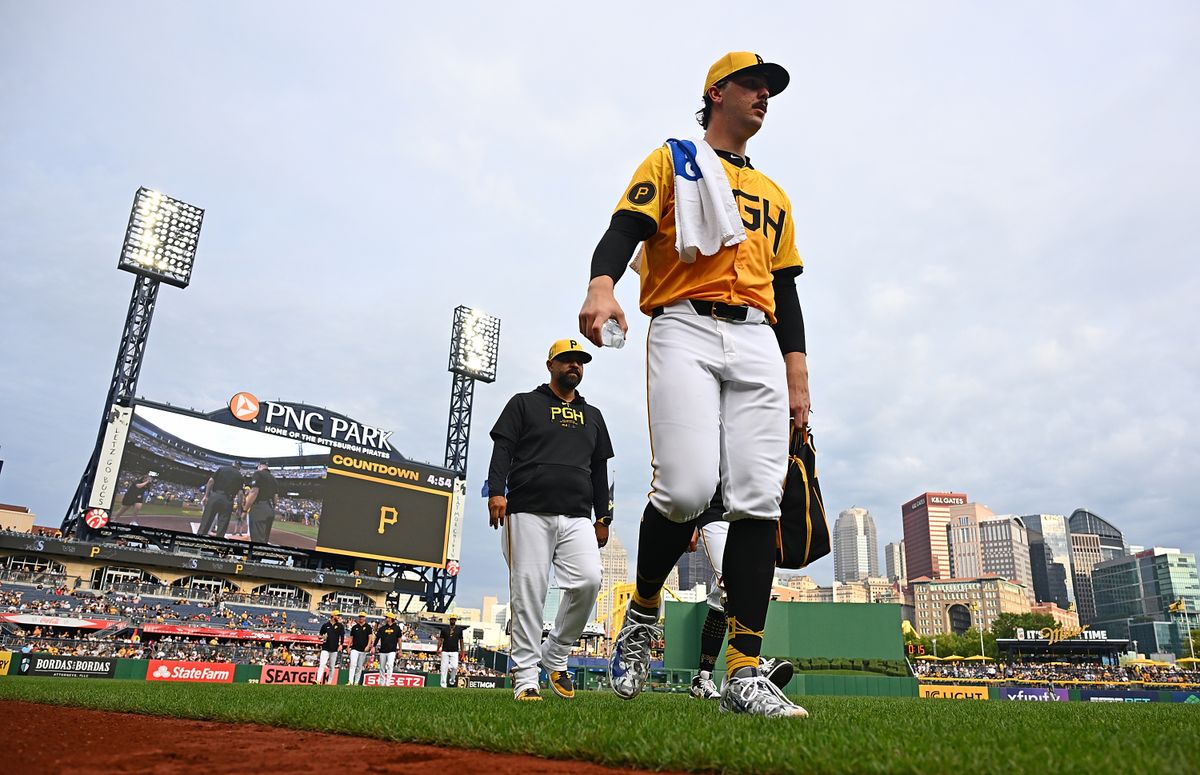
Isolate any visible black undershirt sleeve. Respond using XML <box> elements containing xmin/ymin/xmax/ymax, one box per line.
<box><xmin>590</xmin><ymin>211</ymin><xmax>657</xmax><ymax>282</ymax></box>
<box><xmin>771</xmin><ymin>268</ymin><xmax>806</xmax><ymax>355</ymax></box>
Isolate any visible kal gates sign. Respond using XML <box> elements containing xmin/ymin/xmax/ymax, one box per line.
<box><xmin>225</xmin><ymin>393</ymin><xmax>400</xmax><ymax>461</ymax></box>
<box><xmin>17</xmin><ymin>654</ymin><xmax>116</xmax><ymax>679</ymax></box>
<box><xmin>147</xmin><ymin>660</ymin><xmax>235</xmax><ymax>683</ymax></box>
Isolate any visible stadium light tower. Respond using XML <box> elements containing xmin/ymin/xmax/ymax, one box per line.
<box><xmin>444</xmin><ymin>305</ymin><xmax>501</xmax><ymax>475</ymax></box>
<box><xmin>423</xmin><ymin>306</ymin><xmax>500</xmax><ymax>611</ymax></box>
<box><xmin>62</xmin><ymin>188</ymin><xmax>205</xmax><ymax>533</ymax></box>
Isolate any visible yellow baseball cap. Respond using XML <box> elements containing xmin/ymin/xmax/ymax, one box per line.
<box><xmin>385</xmin><ymin>611</ymin><xmax>396</xmax><ymax>618</ymax></box>
<box><xmin>357</xmin><ymin>611</ymin><xmax>367</xmax><ymax>617</ymax></box>
<box><xmin>548</xmin><ymin>338</ymin><xmax>592</xmax><ymax>363</ymax></box>
<box><xmin>332</xmin><ymin>610</ymin><xmax>341</xmax><ymax>616</ymax></box>
<box><xmin>703</xmin><ymin>52</ymin><xmax>789</xmax><ymax>97</ymax></box>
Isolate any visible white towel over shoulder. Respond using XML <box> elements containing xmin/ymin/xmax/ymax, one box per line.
<box><xmin>668</xmin><ymin>138</ymin><xmax>746</xmax><ymax>263</ymax></box>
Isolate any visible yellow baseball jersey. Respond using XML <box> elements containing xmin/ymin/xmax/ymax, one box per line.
<box><xmin>614</xmin><ymin>145</ymin><xmax>802</xmax><ymax>322</ymax></box>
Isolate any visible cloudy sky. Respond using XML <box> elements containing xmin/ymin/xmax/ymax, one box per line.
<box><xmin>2</xmin><ymin>2</ymin><xmax>1197</xmax><ymax>610</ymax></box>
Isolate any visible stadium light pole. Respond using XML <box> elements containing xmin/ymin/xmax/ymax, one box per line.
<box><xmin>444</xmin><ymin>305</ymin><xmax>501</xmax><ymax>474</ymax></box>
<box><xmin>424</xmin><ymin>306</ymin><xmax>500</xmax><ymax>611</ymax></box>
<box><xmin>62</xmin><ymin>188</ymin><xmax>205</xmax><ymax>535</ymax></box>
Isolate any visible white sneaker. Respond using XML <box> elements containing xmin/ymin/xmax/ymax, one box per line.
<box><xmin>690</xmin><ymin>671</ymin><xmax>720</xmax><ymax>700</ymax></box>
<box><xmin>608</xmin><ymin>604</ymin><xmax>660</xmax><ymax>700</ymax></box>
<box><xmin>719</xmin><ymin>669</ymin><xmax>809</xmax><ymax>718</ymax></box>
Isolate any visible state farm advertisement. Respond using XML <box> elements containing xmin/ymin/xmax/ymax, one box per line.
<box><xmin>260</xmin><ymin>665</ymin><xmax>339</xmax><ymax>685</ymax></box>
<box><xmin>362</xmin><ymin>672</ymin><xmax>425</xmax><ymax>687</ymax></box>
<box><xmin>146</xmin><ymin>660</ymin><xmax>235</xmax><ymax>683</ymax></box>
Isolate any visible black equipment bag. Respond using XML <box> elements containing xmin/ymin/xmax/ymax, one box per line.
<box><xmin>775</xmin><ymin>426</ymin><xmax>831</xmax><ymax>569</ymax></box>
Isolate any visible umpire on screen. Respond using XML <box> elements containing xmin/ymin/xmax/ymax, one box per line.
<box><xmin>487</xmin><ymin>338</ymin><xmax>613</xmax><ymax>701</ymax></box>
<box><xmin>243</xmin><ymin>462</ymin><xmax>279</xmax><ymax>544</ymax></box>
<box><xmin>198</xmin><ymin>461</ymin><xmax>244</xmax><ymax>538</ymax></box>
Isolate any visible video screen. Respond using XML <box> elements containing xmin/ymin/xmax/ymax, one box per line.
<box><xmin>110</xmin><ymin>404</ymin><xmax>456</xmax><ymax>567</ymax></box>
<box><xmin>112</xmin><ymin>406</ymin><xmax>328</xmax><ymax>550</ymax></box>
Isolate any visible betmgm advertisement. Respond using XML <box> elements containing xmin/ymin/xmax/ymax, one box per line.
<box><xmin>89</xmin><ymin>395</ymin><xmax>463</xmax><ymax>567</ymax></box>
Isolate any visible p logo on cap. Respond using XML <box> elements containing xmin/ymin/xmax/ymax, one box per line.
<box><xmin>548</xmin><ymin>338</ymin><xmax>593</xmax><ymax>363</ymax></box>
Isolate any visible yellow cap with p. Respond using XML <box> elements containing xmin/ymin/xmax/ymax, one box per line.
<box><xmin>548</xmin><ymin>338</ymin><xmax>592</xmax><ymax>363</ymax></box>
<box><xmin>703</xmin><ymin>51</ymin><xmax>790</xmax><ymax>97</ymax></box>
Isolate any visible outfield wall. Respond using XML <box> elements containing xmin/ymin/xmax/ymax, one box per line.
<box><xmin>0</xmin><ymin>651</ymin><xmax>501</xmax><ymax>688</ymax></box>
<box><xmin>664</xmin><ymin>600</ymin><xmax>906</xmax><ymax>669</ymax></box>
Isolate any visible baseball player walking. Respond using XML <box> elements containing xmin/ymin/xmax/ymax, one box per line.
<box><xmin>578</xmin><ymin>51</ymin><xmax>810</xmax><ymax>718</ymax></box>
<box><xmin>686</xmin><ymin>489</ymin><xmax>793</xmax><ymax>700</ymax></box>
<box><xmin>487</xmin><ymin>339</ymin><xmax>614</xmax><ymax>701</ymax></box>
<box><xmin>436</xmin><ymin>615</ymin><xmax>466</xmax><ymax>688</ymax></box>
<box><xmin>317</xmin><ymin>610</ymin><xmax>346</xmax><ymax>684</ymax></box>
<box><xmin>375</xmin><ymin>612</ymin><xmax>402</xmax><ymax>686</ymax></box>
<box><xmin>348</xmin><ymin>611</ymin><xmax>374</xmax><ymax>685</ymax></box>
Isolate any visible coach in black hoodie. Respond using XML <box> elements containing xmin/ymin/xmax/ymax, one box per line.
<box><xmin>487</xmin><ymin>338</ymin><xmax>613</xmax><ymax>701</ymax></box>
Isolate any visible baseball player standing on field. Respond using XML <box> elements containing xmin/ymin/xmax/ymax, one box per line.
<box><xmin>487</xmin><ymin>339</ymin><xmax>614</xmax><ymax>701</ymax></box>
<box><xmin>348</xmin><ymin>611</ymin><xmax>374</xmax><ymax>685</ymax></box>
<box><xmin>686</xmin><ymin>489</ymin><xmax>792</xmax><ymax>700</ymax></box>
<box><xmin>436</xmin><ymin>615</ymin><xmax>466</xmax><ymax>688</ymax></box>
<box><xmin>578</xmin><ymin>51</ymin><xmax>810</xmax><ymax>718</ymax></box>
<box><xmin>317</xmin><ymin>610</ymin><xmax>346</xmax><ymax>684</ymax></box>
<box><xmin>375</xmin><ymin>611</ymin><xmax>402</xmax><ymax>686</ymax></box>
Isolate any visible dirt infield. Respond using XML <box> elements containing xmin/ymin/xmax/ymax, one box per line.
<box><xmin>4</xmin><ymin>700</ymin><xmax>688</xmax><ymax>775</ymax></box>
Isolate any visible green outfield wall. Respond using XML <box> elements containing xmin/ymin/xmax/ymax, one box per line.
<box><xmin>664</xmin><ymin>600</ymin><xmax>907</xmax><ymax>670</ymax></box>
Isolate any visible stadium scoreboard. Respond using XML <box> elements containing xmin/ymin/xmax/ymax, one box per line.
<box><xmin>101</xmin><ymin>398</ymin><xmax>464</xmax><ymax>568</ymax></box>
<box><xmin>320</xmin><ymin>454</ymin><xmax>454</xmax><ymax>566</ymax></box>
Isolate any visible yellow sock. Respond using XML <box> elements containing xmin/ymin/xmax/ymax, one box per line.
<box><xmin>725</xmin><ymin>645</ymin><xmax>757</xmax><ymax>675</ymax></box>
<box><xmin>632</xmin><ymin>590</ymin><xmax>661</xmax><ymax>611</ymax></box>
<box><xmin>725</xmin><ymin>616</ymin><xmax>764</xmax><ymax>675</ymax></box>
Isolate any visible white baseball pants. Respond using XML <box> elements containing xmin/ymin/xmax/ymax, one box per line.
<box><xmin>440</xmin><ymin>651</ymin><xmax>459</xmax><ymax>687</ymax></box>
<box><xmin>647</xmin><ymin>301</ymin><xmax>789</xmax><ymax>522</ymax></box>
<box><xmin>349</xmin><ymin>649</ymin><xmax>368</xmax><ymax>684</ymax></box>
<box><xmin>502</xmin><ymin>513</ymin><xmax>602</xmax><ymax>693</ymax></box>
<box><xmin>378</xmin><ymin>651</ymin><xmax>396</xmax><ymax>685</ymax></box>
<box><xmin>700</xmin><ymin>520</ymin><xmax>730</xmax><ymax>611</ymax></box>
<box><xmin>317</xmin><ymin>649</ymin><xmax>339</xmax><ymax>683</ymax></box>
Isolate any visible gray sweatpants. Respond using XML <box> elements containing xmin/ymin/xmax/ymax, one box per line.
<box><xmin>502</xmin><ymin>513</ymin><xmax>602</xmax><ymax>693</ymax></box>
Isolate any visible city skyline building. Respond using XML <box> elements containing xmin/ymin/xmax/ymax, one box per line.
<box><xmin>910</xmin><ymin>576</ymin><xmax>1032</xmax><ymax>636</ymax></box>
<box><xmin>885</xmin><ymin>541</ymin><xmax>907</xmax><ymax>585</ymax></box>
<box><xmin>947</xmin><ymin>502</ymin><xmax>996</xmax><ymax>579</ymax></box>
<box><xmin>677</xmin><ymin>542</ymin><xmax>715</xmax><ymax>593</ymax></box>
<box><xmin>1092</xmin><ymin>547</ymin><xmax>1199</xmax><ymax>622</ymax></box>
<box><xmin>979</xmin><ymin>515</ymin><xmax>1036</xmax><ymax>603</ymax></box>
<box><xmin>597</xmin><ymin>526</ymin><xmax>629</xmax><ymax>624</ymax></box>
<box><xmin>1070</xmin><ymin>532</ymin><xmax>1105</xmax><ymax>625</ymax></box>
<box><xmin>1091</xmin><ymin>547</ymin><xmax>1199</xmax><ymax>654</ymax></box>
<box><xmin>542</xmin><ymin>586</ymin><xmax>563</xmax><ymax>623</ymax></box>
<box><xmin>1023</xmin><ymin>513</ymin><xmax>1076</xmax><ymax>611</ymax></box>
<box><xmin>1069</xmin><ymin>508</ymin><xmax>1126</xmax><ymax>561</ymax></box>
<box><xmin>834</xmin><ymin>507</ymin><xmax>880</xmax><ymax>583</ymax></box>
<box><xmin>902</xmin><ymin>491</ymin><xmax>967</xmax><ymax>581</ymax></box>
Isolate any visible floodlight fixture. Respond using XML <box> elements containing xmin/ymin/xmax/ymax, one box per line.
<box><xmin>117</xmin><ymin>187</ymin><xmax>205</xmax><ymax>288</ymax></box>
<box><xmin>448</xmin><ymin>305</ymin><xmax>501</xmax><ymax>383</ymax></box>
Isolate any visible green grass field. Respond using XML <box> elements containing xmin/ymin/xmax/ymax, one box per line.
<box><xmin>2</xmin><ymin>678</ymin><xmax>1196</xmax><ymax>774</ymax></box>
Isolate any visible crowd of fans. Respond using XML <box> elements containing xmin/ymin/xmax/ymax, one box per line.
<box><xmin>914</xmin><ymin>659</ymin><xmax>1200</xmax><ymax>686</ymax></box>
<box><xmin>0</xmin><ymin>579</ymin><xmax>494</xmax><ymax>678</ymax></box>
